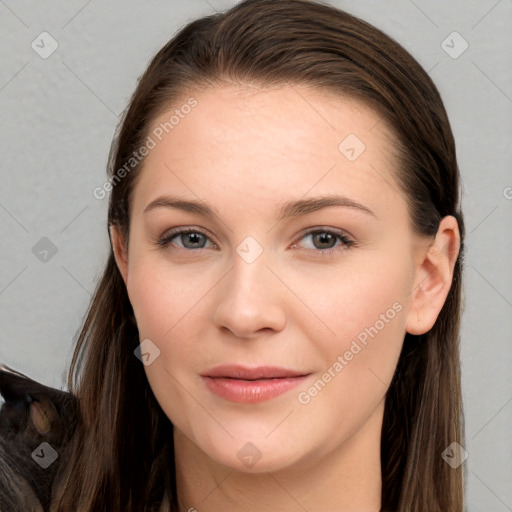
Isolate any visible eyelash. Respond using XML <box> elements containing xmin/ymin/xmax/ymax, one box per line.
<box><xmin>156</xmin><ymin>227</ymin><xmax>355</xmax><ymax>257</ymax></box>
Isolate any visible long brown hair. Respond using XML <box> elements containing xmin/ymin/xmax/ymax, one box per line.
<box><xmin>51</xmin><ymin>1</ymin><xmax>466</xmax><ymax>510</ymax></box>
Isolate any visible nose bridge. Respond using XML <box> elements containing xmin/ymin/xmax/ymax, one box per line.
<box><xmin>232</xmin><ymin>250</ymin><xmax>270</xmax><ymax>301</ymax></box>
<box><xmin>227</xmin><ymin>232</ymin><xmax>273</xmax><ymax>296</ymax></box>
<box><xmin>212</xmin><ymin>241</ymin><xmax>286</xmax><ymax>337</ymax></box>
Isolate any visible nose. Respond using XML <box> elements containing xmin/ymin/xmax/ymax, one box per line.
<box><xmin>212</xmin><ymin>250</ymin><xmax>287</xmax><ymax>339</ymax></box>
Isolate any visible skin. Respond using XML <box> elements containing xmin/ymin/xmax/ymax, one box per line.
<box><xmin>111</xmin><ymin>83</ymin><xmax>460</xmax><ymax>512</ymax></box>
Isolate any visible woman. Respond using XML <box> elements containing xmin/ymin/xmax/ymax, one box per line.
<box><xmin>51</xmin><ymin>0</ymin><xmax>466</xmax><ymax>510</ymax></box>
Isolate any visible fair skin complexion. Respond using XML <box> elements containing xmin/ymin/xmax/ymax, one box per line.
<box><xmin>111</xmin><ymin>84</ymin><xmax>460</xmax><ymax>512</ymax></box>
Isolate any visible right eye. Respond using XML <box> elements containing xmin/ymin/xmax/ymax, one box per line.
<box><xmin>156</xmin><ymin>228</ymin><xmax>217</xmax><ymax>251</ymax></box>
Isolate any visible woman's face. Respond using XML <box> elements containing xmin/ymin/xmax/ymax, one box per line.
<box><xmin>114</xmin><ymin>84</ymin><xmax>431</xmax><ymax>473</ymax></box>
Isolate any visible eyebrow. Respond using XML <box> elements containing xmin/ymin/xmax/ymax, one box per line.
<box><xmin>143</xmin><ymin>194</ymin><xmax>376</xmax><ymax>219</ymax></box>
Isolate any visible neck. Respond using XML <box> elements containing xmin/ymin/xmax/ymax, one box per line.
<box><xmin>173</xmin><ymin>400</ymin><xmax>384</xmax><ymax>512</ymax></box>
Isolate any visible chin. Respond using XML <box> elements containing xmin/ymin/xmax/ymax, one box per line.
<box><xmin>191</xmin><ymin>426</ymin><xmax>310</xmax><ymax>474</ymax></box>
<box><xmin>214</xmin><ymin>443</ymin><xmax>299</xmax><ymax>474</ymax></box>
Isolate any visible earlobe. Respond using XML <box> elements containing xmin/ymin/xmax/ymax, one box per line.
<box><xmin>406</xmin><ymin>216</ymin><xmax>461</xmax><ymax>335</ymax></box>
<box><xmin>110</xmin><ymin>224</ymin><xmax>129</xmax><ymax>285</ymax></box>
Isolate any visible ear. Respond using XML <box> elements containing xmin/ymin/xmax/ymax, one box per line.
<box><xmin>29</xmin><ymin>400</ymin><xmax>53</xmax><ymax>434</ymax></box>
<box><xmin>0</xmin><ymin>365</ymin><xmax>75</xmax><ymax>436</ymax></box>
<box><xmin>110</xmin><ymin>224</ymin><xmax>129</xmax><ymax>285</ymax></box>
<box><xmin>406</xmin><ymin>215</ymin><xmax>461</xmax><ymax>335</ymax></box>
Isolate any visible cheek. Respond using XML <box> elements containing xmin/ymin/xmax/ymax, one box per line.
<box><xmin>297</xmin><ymin>249</ymin><xmax>411</xmax><ymax>388</ymax></box>
<box><xmin>127</xmin><ymin>250</ymin><xmax>193</xmax><ymax>331</ymax></box>
<box><xmin>125</xmin><ymin>258</ymin><xmax>213</xmax><ymax>431</ymax></box>
<box><xmin>126</xmin><ymin>255</ymin><xmax>215</xmax><ymax>363</ymax></box>
<box><xmin>290</xmin><ymin>259</ymin><xmax>409</xmax><ymax>441</ymax></box>
<box><xmin>294</xmin><ymin>246</ymin><xmax>411</xmax><ymax>340</ymax></box>
<box><xmin>335</xmin><ymin>266</ymin><xmax>408</xmax><ymax>336</ymax></box>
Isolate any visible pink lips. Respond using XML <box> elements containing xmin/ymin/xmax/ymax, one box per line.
<box><xmin>201</xmin><ymin>365</ymin><xmax>310</xmax><ymax>403</ymax></box>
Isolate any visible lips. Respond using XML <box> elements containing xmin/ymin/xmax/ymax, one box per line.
<box><xmin>201</xmin><ymin>365</ymin><xmax>311</xmax><ymax>403</ymax></box>
<box><xmin>202</xmin><ymin>365</ymin><xmax>308</xmax><ymax>380</ymax></box>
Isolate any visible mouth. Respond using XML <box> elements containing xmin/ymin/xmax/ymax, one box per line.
<box><xmin>201</xmin><ymin>365</ymin><xmax>311</xmax><ymax>403</ymax></box>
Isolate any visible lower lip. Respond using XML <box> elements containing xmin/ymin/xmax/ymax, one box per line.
<box><xmin>202</xmin><ymin>375</ymin><xmax>309</xmax><ymax>403</ymax></box>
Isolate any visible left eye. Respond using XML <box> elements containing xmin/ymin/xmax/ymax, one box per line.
<box><xmin>294</xmin><ymin>230</ymin><xmax>354</xmax><ymax>251</ymax></box>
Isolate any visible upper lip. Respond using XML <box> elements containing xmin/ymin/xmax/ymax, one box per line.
<box><xmin>202</xmin><ymin>365</ymin><xmax>310</xmax><ymax>380</ymax></box>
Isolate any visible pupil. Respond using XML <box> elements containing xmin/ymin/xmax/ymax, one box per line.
<box><xmin>184</xmin><ymin>233</ymin><xmax>203</xmax><ymax>248</ymax></box>
<box><xmin>315</xmin><ymin>233</ymin><xmax>334</xmax><ymax>248</ymax></box>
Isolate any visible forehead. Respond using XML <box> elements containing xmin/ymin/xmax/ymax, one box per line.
<box><xmin>132</xmin><ymin>84</ymin><xmax>406</xmax><ymax>222</ymax></box>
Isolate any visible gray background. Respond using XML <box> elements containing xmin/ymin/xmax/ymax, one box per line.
<box><xmin>1</xmin><ymin>0</ymin><xmax>511</xmax><ymax>509</ymax></box>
